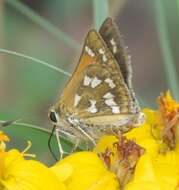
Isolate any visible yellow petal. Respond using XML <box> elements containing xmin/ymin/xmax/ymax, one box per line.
<box><xmin>0</xmin><ymin>151</ymin><xmax>6</xmax><ymax>179</ymax></box>
<box><xmin>94</xmin><ymin>135</ymin><xmax>118</xmax><ymax>153</ymax></box>
<box><xmin>55</xmin><ymin>151</ymin><xmax>106</xmax><ymax>171</ymax></box>
<box><xmin>153</xmin><ymin>151</ymin><xmax>179</xmax><ymax>189</ymax></box>
<box><xmin>52</xmin><ymin>151</ymin><xmax>119</xmax><ymax>190</ymax></box>
<box><xmin>134</xmin><ymin>154</ymin><xmax>156</xmax><ymax>182</ymax></box>
<box><xmin>51</xmin><ymin>162</ymin><xmax>73</xmax><ymax>182</ymax></box>
<box><xmin>0</xmin><ymin>131</ymin><xmax>9</xmax><ymax>142</ymax></box>
<box><xmin>143</xmin><ymin>108</ymin><xmax>159</xmax><ymax>125</ymax></box>
<box><xmin>125</xmin><ymin>181</ymin><xmax>162</xmax><ymax>190</ymax></box>
<box><xmin>1</xmin><ymin>149</ymin><xmax>66</xmax><ymax>190</ymax></box>
<box><xmin>0</xmin><ymin>141</ymin><xmax>6</xmax><ymax>151</ymax></box>
<box><xmin>125</xmin><ymin>123</ymin><xmax>154</xmax><ymax>143</ymax></box>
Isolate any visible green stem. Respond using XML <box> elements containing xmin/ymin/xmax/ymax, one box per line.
<box><xmin>177</xmin><ymin>0</ymin><xmax>179</xmax><ymax>16</ymax></box>
<box><xmin>153</xmin><ymin>0</ymin><xmax>179</xmax><ymax>100</ymax></box>
<box><xmin>0</xmin><ymin>119</ymin><xmax>82</xmax><ymax>149</ymax></box>
<box><xmin>14</xmin><ymin>122</ymin><xmax>52</xmax><ymax>134</ymax></box>
<box><xmin>0</xmin><ymin>119</ymin><xmax>51</xmax><ymax>133</ymax></box>
<box><xmin>93</xmin><ymin>0</ymin><xmax>109</xmax><ymax>29</ymax></box>
<box><xmin>0</xmin><ymin>48</ymin><xmax>71</xmax><ymax>76</ymax></box>
<box><xmin>5</xmin><ymin>0</ymin><xmax>80</xmax><ymax>50</ymax></box>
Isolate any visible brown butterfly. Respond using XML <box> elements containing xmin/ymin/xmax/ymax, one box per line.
<box><xmin>48</xmin><ymin>18</ymin><xmax>145</xmax><ymax>159</ymax></box>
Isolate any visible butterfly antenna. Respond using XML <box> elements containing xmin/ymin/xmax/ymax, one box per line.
<box><xmin>48</xmin><ymin>125</ymin><xmax>58</xmax><ymax>161</ymax></box>
<box><xmin>0</xmin><ymin>119</ymin><xmax>22</xmax><ymax>127</ymax></box>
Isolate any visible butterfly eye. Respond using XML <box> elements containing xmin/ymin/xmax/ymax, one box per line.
<box><xmin>49</xmin><ymin>110</ymin><xmax>59</xmax><ymax>123</ymax></box>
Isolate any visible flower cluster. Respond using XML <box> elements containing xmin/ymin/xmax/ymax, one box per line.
<box><xmin>96</xmin><ymin>134</ymin><xmax>145</xmax><ymax>189</ymax></box>
<box><xmin>0</xmin><ymin>138</ymin><xmax>118</xmax><ymax>190</ymax></box>
<box><xmin>95</xmin><ymin>92</ymin><xmax>179</xmax><ymax>190</ymax></box>
<box><xmin>0</xmin><ymin>139</ymin><xmax>66</xmax><ymax>190</ymax></box>
<box><xmin>1</xmin><ymin>92</ymin><xmax>179</xmax><ymax>190</ymax></box>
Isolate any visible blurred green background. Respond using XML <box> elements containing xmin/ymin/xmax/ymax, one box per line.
<box><xmin>0</xmin><ymin>0</ymin><xmax>179</xmax><ymax>165</ymax></box>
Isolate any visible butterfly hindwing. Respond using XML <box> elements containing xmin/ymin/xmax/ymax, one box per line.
<box><xmin>99</xmin><ymin>17</ymin><xmax>140</xmax><ymax>113</ymax></box>
<box><xmin>99</xmin><ymin>18</ymin><xmax>132</xmax><ymax>88</ymax></box>
<box><xmin>58</xmin><ymin>29</ymin><xmax>133</xmax><ymax>118</ymax></box>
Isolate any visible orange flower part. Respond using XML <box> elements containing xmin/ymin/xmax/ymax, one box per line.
<box><xmin>98</xmin><ymin>133</ymin><xmax>145</xmax><ymax>189</ymax></box>
<box><xmin>157</xmin><ymin>91</ymin><xmax>179</xmax><ymax>149</ymax></box>
<box><xmin>0</xmin><ymin>131</ymin><xmax>9</xmax><ymax>142</ymax></box>
<box><xmin>158</xmin><ymin>91</ymin><xmax>179</xmax><ymax>122</ymax></box>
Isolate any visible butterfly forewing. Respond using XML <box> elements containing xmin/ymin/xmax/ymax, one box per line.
<box><xmin>58</xmin><ymin>30</ymin><xmax>133</xmax><ymax>120</ymax></box>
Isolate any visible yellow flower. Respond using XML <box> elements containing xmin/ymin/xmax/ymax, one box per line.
<box><xmin>0</xmin><ymin>131</ymin><xmax>9</xmax><ymax>142</ymax></box>
<box><xmin>0</xmin><ymin>131</ymin><xmax>10</xmax><ymax>152</ymax></box>
<box><xmin>158</xmin><ymin>91</ymin><xmax>179</xmax><ymax>114</ymax></box>
<box><xmin>94</xmin><ymin>134</ymin><xmax>145</xmax><ymax>189</ymax></box>
<box><xmin>0</xmin><ymin>143</ymin><xmax>66</xmax><ymax>190</ymax></box>
<box><xmin>92</xmin><ymin>92</ymin><xmax>179</xmax><ymax>190</ymax></box>
<box><xmin>51</xmin><ymin>151</ymin><xmax>119</xmax><ymax>190</ymax></box>
<box><xmin>1</xmin><ymin>91</ymin><xmax>179</xmax><ymax>190</ymax></box>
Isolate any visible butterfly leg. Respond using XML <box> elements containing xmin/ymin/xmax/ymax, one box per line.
<box><xmin>70</xmin><ymin>138</ymin><xmax>81</xmax><ymax>153</ymax></box>
<box><xmin>58</xmin><ymin>128</ymin><xmax>93</xmax><ymax>153</ymax></box>
<box><xmin>58</xmin><ymin>128</ymin><xmax>81</xmax><ymax>153</ymax></box>
<box><xmin>76</xmin><ymin>125</ymin><xmax>96</xmax><ymax>146</ymax></box>
<box><xmin>56</xmin><ymin>128</ymin><xmax>84</xmax><ymax>158</ymax></box>
<box><xmin>84</xmin><ymin>140</ymin><xmax>91</xmax><ymax>150</ymax></box>
<box><xmin>55</xmin><ymin>128</ymin><xmax>72</xmax><ymax>160</ymax></box>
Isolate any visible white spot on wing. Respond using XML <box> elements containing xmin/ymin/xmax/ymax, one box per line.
<box><xmin>98</xmin><ymin>48</ymin><xmax>107</xmax><ymax>62</ymax></box>
<box><xmin>103</xmin><ymin>92</ymin><xmax>114</xmax><ymax>99</ymax></box>
<box><xmin>87</xmin><ymin>100</ymin><xmax>98</xmax><ymax>113</ymax></box>
<box><xmin>74</xmin><ymin>94</ymin><xmax>81</xmax><ymax>107</ymax></box>
<box><xmin>103</xmin><ymin>91</ymin><xmax>120</xmax><ymax>114</ymax></box>
<box><xmin>112</xmin><ymin>106</ymin><xmax>120</xmax><ymax>113</ymax></box>
<box><xmin>113</xmin><ymin>46</ymin><xmax>117</xmax><ymax>53</ymax></box>
<box><xmin>105</xmin><ymin>78</ymin><xmax>116</xmax><ymax>88</ymax></box>
<box><xmin>91</xmin><ymin>77</ymin><xmax>102</xmax><ymax>88</ymax></box>
<box><xmin>110</xmin><ymin>38</ymin><xmax>115</xmax><ymax>45</ymax></box>
<box><xmin>127</xmin><ymin>55</ymin><xmax>132</xmax><ymax>64</ymax></box>
<box><xmin>85</xmin><ymin>46</ymin><xmax>95</xmax><ymax>57</ymax></box>
<box><xmin>110</xmin><ymin>38</ymin><xmax>117</xmax><ymax>54</ymax></box>
<box><xmin>83</xmin><ymin>75</ymin><xmax>92</xmax><ymax>86</ymax></box>
<box><xmin>102</xmin><ymin>55</ymin><xmax>107</xmax><ymax>62</ymax></box>
<box><xmin>99</xmin><ymin>48</ymin><xmax>105</xmax><ymax>54</ymax></box>
<box><xmin>104</xmin><ymin>95</ymin><xmax>120</xmax><ymax>114</ymax></box>
<box><xmin>105</xmin><ymin>98</ymin><xmax>117</xmax><ymax>106</ymax></box>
